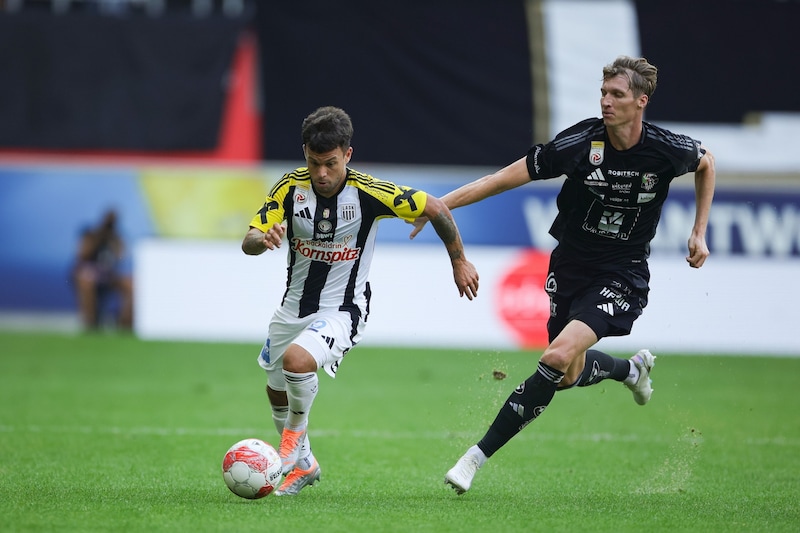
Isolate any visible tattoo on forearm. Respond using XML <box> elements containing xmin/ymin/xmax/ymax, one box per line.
<box><xmin>430</xmin><ymin>212</ymin><xmax>463</xmax><ymax>260</ymax></box>
<box><xmin>430</xmin><ymin>212</ymin><xmax>455</xmax><ymax>241</ymax></box>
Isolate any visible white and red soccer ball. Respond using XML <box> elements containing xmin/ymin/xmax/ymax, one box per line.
<box><xmin>222</xmin><ymin>438</ymin><xmax>282</xmax><ymax>499</ymax></box>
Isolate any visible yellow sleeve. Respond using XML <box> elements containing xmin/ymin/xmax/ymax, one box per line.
<box><xmin>349</xmin><ymin>171</ymin><xmax>428</xmax><ymax>221</ymax></box>
<box><xmin>248</xmin><ymin>174</ymin><xmax>292</xmax><ymax>231</ymax></box>
<box><xmin>390</xmin><ymin>186</ymin><xmax>428</xmax><ymax>221</ymax></box>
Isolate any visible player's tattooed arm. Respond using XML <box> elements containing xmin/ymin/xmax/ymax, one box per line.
<box><xmin>242</xmin><ymin>224</ymin><xmax>285</xmax><ymax>255</ymax></box>
<box><xmin>428</xmin><ymin>209</ymin><xmax>465</xmax><ymax>262</ymax></box>
<box><xmin>423</xmin><ymin>194</ymin><xmax>479</xmax><ymax>300</ymax></box>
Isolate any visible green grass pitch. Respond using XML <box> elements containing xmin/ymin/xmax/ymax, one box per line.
<box><xmin>1</xmin><ymin>331</ymin><xmax>798</xmax><ymax>532</ymax></box>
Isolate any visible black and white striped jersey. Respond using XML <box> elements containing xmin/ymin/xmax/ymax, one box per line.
<box><xmin>249</xmin><ymin>167</ymin><xmax>428</xmax><ymax>319</ymax></box>
<box><xmin>525</xmin><ymin>118</ymin><xmax>705</xmax><ymax>266</ymax></box>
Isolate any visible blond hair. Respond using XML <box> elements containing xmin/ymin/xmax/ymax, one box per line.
<box><xmin>603</xmin><ymin>56</ymin><xmax>658</xmax><ymax>99</ymax></box>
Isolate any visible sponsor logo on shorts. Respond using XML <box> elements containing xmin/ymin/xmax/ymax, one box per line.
<box><xmin>320</xmin><ymin>334</ymin><xmax>335</xmax><ymax>348</ymax></box>
<box><xmin>598</xmin><ymin>286</ymin><xmax>631</xmax><ymax>314</ymax></box>
<box><xmin>308</xmin><ymin>319</ymin><xmax>327</xmax><ymax>332</ymax></box>
<box><xmin>597</xmin><ymin>302</ymin><xmax>615</xmax><ymax>315</ymax></box>
<box><xmin>259</xmin><ymin>339</ymin><xmax>271</xmax><ymax>364</ymax></box>
<box><xmin>545</xmin><ymin>272</ymin><xmax>558</xmax><ymax>317</ymax></box>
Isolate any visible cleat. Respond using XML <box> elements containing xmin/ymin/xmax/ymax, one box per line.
<box><xmin>274</xmin><ymin>459</ymin><xmax>321</xmax><ymax>496</ymax></box>
<box><xmin>444</xmin><ymin>452</ymin><xmax>481</xmax><ymax>495</ymax></box>
<box><xmin>278</xmin><ymin>426</ymin><xmax>307</xmax><ymax>474</ymax></box>
<box><xmin>626</xmin><ymin>349</ymin><xmax>656</xmax><ymax>405</ymax></box>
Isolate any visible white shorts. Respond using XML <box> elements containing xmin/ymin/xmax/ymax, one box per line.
<box><xmin>257</xmin><ymin>306</ymin><xmax>365</xmax><ymax>389</ymax></box>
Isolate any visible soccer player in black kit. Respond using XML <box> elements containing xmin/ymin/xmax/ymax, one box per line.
<box><xmin>410</xmin><ymin>55</ymin><xmax>716</xmax><ymax>494</ymax></box>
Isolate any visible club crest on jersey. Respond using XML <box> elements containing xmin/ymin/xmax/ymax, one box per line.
<box><xmin>641</xmin><ymin>173</ymin><xmax>658</xmax><ymax>191</ymax></box>
<box><xmin>340</xmin><ymin>203</ymin><xmax>357</xmax><ymax>221</ymax></box>
<box><xmin>589</xmin><ymin>141</ymin><xmax>605</xmax><ymax>166</ymax></box>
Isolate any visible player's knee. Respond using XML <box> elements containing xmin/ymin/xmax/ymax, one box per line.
<box><xmin>282</xmin><ymin>344</ymin><xmax>317</xmax><ymax>373</ymax></box>
<box><xmin>540</xmin><ymin>347</ymin><xmax>573</xmax><ymax>372</ymax></box>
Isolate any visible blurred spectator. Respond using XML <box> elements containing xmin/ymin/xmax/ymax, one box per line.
<box><xmin>72</xmin><ymin>209</ymin><xmax>133</xmax><ymax>331</ymax></box>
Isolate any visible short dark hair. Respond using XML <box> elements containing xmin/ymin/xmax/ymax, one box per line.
<box><xmin>301</xmin><ymin>106</ymin><xmax>354</xmax><ymax>153</ymax></box>
<box><xmin>603</xmin><ymin>56</ymin><xmax>658</xmax><ymax>99</ymax></box>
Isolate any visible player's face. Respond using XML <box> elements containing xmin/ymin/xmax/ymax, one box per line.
<box><xmin>304</xmin><ymin>145</ymin><xmax>352</xmax><ymax>198</ymax></box>
<box><xmin>600</xmin><ymin>75</ymin><xmax>646</xmax><ymax>127</ymax></box>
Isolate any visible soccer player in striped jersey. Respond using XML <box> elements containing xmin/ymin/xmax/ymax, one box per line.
<box><xmin>410</xmin><ymin>56</ymin><xmax>716</xmax><ymax>494</ymax></box>
<box><xmin>242</xmin><ymin>106</ymin><xmax>479</xmax><ymax>495</ymax></box>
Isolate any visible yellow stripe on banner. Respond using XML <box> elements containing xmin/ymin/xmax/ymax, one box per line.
<box><xmin>139</xmin><ymin>166</ymin><xmax>275</xmax><ymax>239</ymax></box>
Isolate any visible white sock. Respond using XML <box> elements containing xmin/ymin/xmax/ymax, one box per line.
<box><xmin>467</xmin><ymin>444</ymin><xmax>488</xmax><ymax>468</ymax></box>
<box><xmin>296</xmin><ymin>451</ymin><xmax>316</xmax><ymax>470</ymax></box>
<box><xmin>282</xmin><ymin>370</ymin><xmax>318</xmax><ymax>430</ymax></box>
<box><xmin>623</xmin><ymin>360</ymin><xmax>640</xmax><ymax>385</ymax></box>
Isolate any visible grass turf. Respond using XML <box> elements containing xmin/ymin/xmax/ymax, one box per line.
<box><xmin>0</xmin><ymin>331</ymin><xmax>798</xmax><ymax>532</ymax></box>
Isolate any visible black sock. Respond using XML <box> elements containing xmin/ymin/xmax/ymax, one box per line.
<box><xmin>575</xmin><ymin>349</ymin><xmax>630</xmax><ymax>387</ymax></box>
<box><xmin>477</xmin><ymin>362</ymin><xmax>564</xmax><ymax>457</ymax></box>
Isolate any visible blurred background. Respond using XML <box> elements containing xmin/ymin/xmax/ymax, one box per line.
<box><xmin>0</xmin><ymin>0</ymin><xmax>797</xmax><ymax>354</ymax></box>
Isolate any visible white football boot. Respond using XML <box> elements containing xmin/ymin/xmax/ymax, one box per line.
<box><xmin>625</xmin><ymin>349</ymin><xmax>656</xmax><ymax>405</ymax></box>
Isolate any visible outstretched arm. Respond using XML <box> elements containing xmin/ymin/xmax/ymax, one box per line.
<box><xmin>242</xmin><ymin>224</ymin><xmax>285</xmax><ymax>255</ymax></box>
<box><xmin>423</xmin><ymin>194</ymin><xmax>479</xmax><ymax>300</ymax></box>
<box><xmin>410</xmin><ymin>156</ymin><xmax>532</xmax><ymax>239</ymax></box>
<box><xmin>686</xmin><ymin>147</ymin><xmax>716</xmax><ymax>268</ymax></box>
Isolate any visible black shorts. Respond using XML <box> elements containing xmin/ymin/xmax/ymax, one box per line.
<box><xmin>545</xmin><ymin>248</ymin><xmax>650</xmax><ymax>342</ymax></box>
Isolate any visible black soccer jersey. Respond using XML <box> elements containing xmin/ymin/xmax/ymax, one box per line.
<box><xmin>525</xmin><ymin>118</ymin><xmax>704</xmax><ymax>266</ymax></box>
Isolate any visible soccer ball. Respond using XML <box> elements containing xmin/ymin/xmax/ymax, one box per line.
<box><xmin>222</xmin><ymin>438</ymin><xmax>283</xmax><ymax>499</ymax></box>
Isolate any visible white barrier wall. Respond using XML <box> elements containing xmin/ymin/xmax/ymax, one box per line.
<box><xmin>134</xmin><ymin>239</ymin><xmax>798</xmax><ymax>356</ymax></box>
